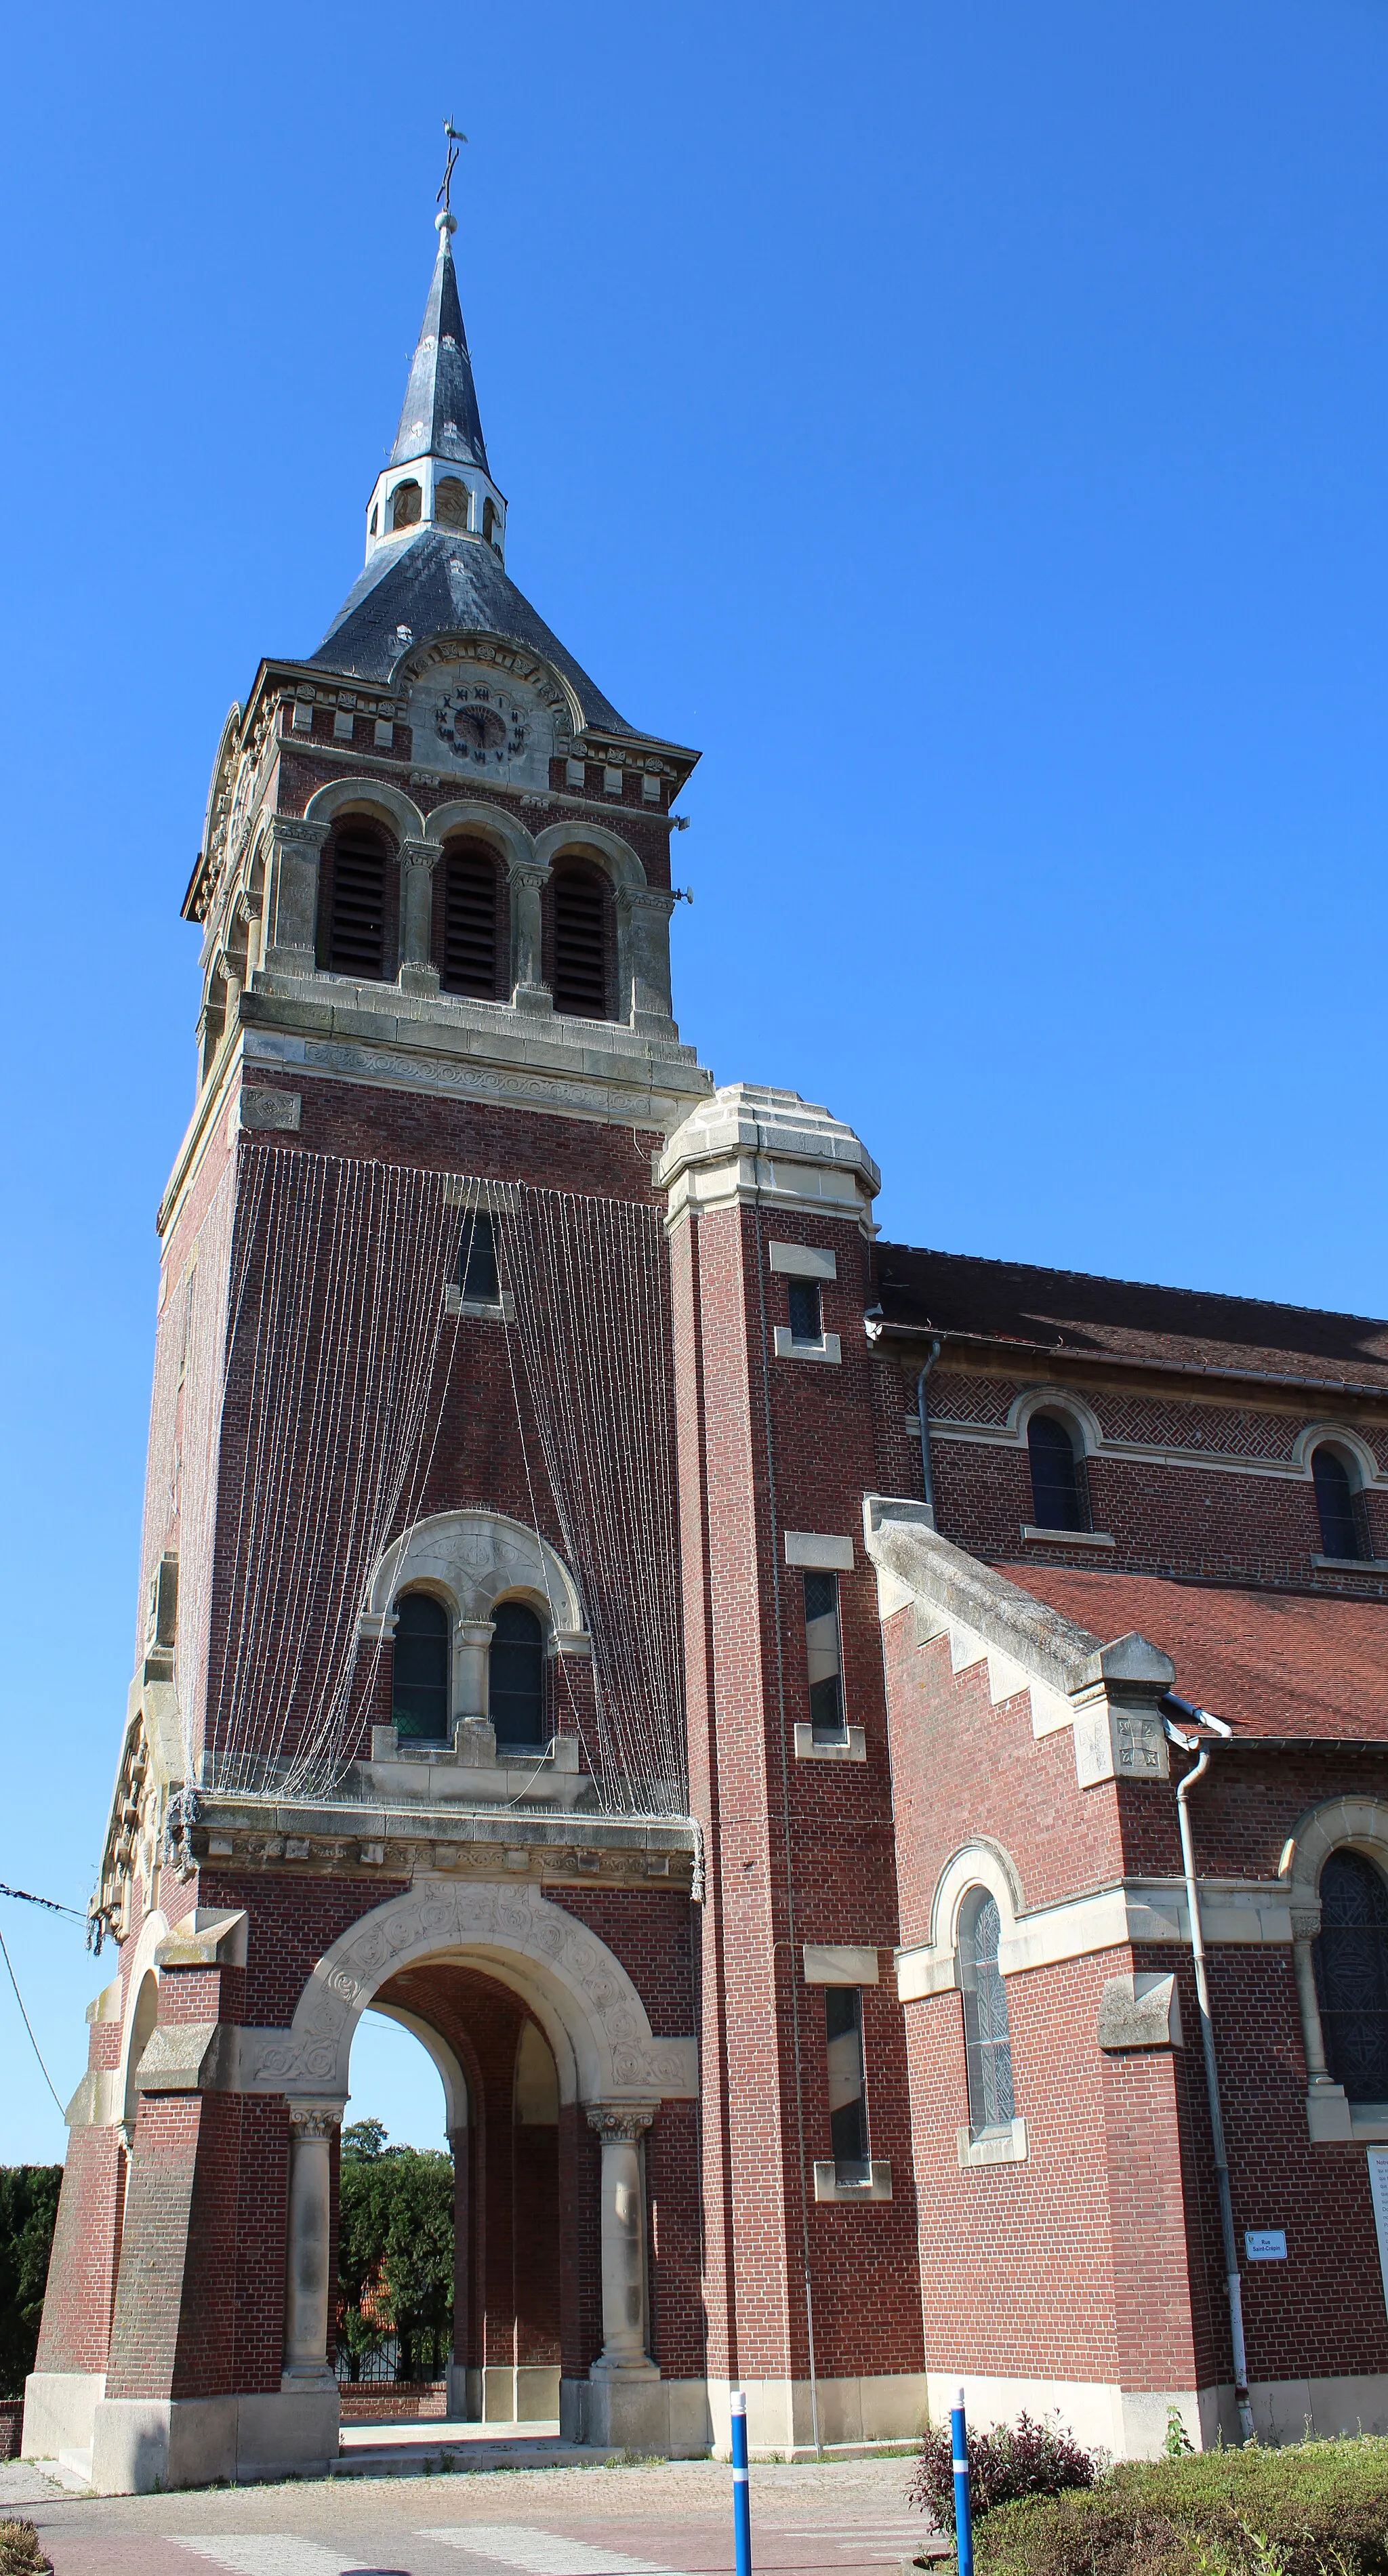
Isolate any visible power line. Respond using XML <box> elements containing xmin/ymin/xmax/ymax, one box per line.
<box><xmin>0</xmin><ymin>1880</ymin><xmax>86</xmax><ymax>1923</ymax></box>
<box><xmin>0</xmin><ymin>1927</ymin><xmax>66</xmax><ymax>2117</ymax></box>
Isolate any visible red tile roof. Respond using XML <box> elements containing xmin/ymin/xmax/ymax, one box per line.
<box><xmin>992</xmin><ymin>1561</ymin><xmax>1388</xmax><ymax>1743</ymax></box>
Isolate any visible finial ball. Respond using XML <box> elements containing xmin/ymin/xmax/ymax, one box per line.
<box><xmin>436</xmin><ymin>208</ymin><xmax>457</xmax><ymax>238</ymax></box>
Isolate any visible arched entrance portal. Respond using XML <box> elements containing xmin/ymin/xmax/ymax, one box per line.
<box><xmin>271</xmin><ymin>1882</ymin><xmax>698</xmax><ymax>2448</ymax></box>
<box><xmin>358</xmin><ymin>1961</ymin><xmax>564</xmax><ymax>2424</ymax></box>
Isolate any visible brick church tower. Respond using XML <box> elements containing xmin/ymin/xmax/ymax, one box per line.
<box><xmin>33</xmin><ymin>179</ymin><xmax>1388</xmax><ymax>2497</ymax></box>
<box><xmin>25</xmin><ymin>194</ymin><xmax>927</xmax><ymax>2491</ymax></box>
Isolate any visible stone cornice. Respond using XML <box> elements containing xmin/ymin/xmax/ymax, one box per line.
<box><xmin>190</xmin><ymin>1791</ymin><xmax>697</xmax><ymax>1894</ymax></box>
<box><xmin>895</xmin><ymin>1869</ymin><xmax>1300</xmax><ymax>2003</ymax></box>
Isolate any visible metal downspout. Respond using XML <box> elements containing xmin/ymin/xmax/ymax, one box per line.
<box><xmin>1166</xmin><ymin>1705</ymin><xmax>1256</xmax><ymax>2444</ymax></box>
<box><xmin>916</xmin><ymin>1335</ymin><xmax>942</xmax><ymax>1522</ymax></box>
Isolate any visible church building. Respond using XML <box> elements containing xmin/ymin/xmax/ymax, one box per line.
<box><xmin>25</xmin><ymin>188</ymin><xmax>1388</xmax><ymax>2493</ymax></box>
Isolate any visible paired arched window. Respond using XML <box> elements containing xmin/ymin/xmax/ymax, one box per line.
<box><xmin>438</xmin><ymin>839</ymin><xmax>502</xmax><ymax>999</ymax></box>
<box><xmin>489</xmin><ymin>1602</ymin><xmax>545</xmax><ymax>1749</ymax></box>
<box><xmin>1315</xmin><ymin>1850</ymin><xmax>1388</xmax><ymax>2102</ymax></box>
<box><xmin>1313</xmin><ymin>1444</ymin><xmax>1364</xmax><ymax>1562</ymax></box>
<box><xmin>391</xmin><ymin>480</ymin><xmax>422</xmax><ymax>531</ymax></box>
<box><xmin>318</xmin><ymin>820</ymin><xmax>394</xmax><ymax>982</ymax></box>
<box><xmin>552</xmin><ymin>861</ymin><xmax>610</xmax><ymax>1019</ymax></box>
<box><xmin>958</xmin><ymin>1890</ymin><xmax>1016</xmax><ymax>2138</ymax></box>
<box><xmin>1027</xmin><ymin>1411</ymin><xmax>1087</xmax><ymax>1533</ymax></box>
<box><xmin>389</xmin><ymin>1591</ymin><xmax>546</xmax><ymax>1749</ymax></box>
<box><xmin>392</xmin><ymin>1592</ymin><xmax>450</xmax><ymax>1741</ymax></box>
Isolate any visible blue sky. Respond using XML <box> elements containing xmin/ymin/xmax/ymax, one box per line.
<box><xmin>1</xmin><ymin>0</ymin><xmax>1385</xmax><ymax>2157</ymax></box>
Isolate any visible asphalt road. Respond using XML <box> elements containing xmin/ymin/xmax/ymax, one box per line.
<box><xmin>0</xmin><ymin>2453</ymin><xmax>937</xmax><ymax>2576</ymax></box>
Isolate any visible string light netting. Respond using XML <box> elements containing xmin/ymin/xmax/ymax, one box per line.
<box><xmin>186</xmin><ymin>1143</ymin><xmax>687</xmax><ymax>1816</ymax></box>
<box><xmin>137</xmin><ymin>1161</ymin><xmax>239</xmax><ymax>1782</ymax></box>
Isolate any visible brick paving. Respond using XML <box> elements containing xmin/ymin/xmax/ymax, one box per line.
<box><xmin>0</xmin><ymin>2455</ymin><xmax>936</xmax><ymax>2576</ymax></box>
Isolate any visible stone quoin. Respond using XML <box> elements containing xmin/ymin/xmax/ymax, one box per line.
<box><xmin>26</xmin><ymin>185</ymin><xmax>1388</xmax><ymax>2493</ymax></box>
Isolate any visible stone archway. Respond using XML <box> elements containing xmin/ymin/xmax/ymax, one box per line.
<box><xmin>252</xmin><ymin>1882</ymin><xmax>697</xmax><ymax>2441</ymax></box>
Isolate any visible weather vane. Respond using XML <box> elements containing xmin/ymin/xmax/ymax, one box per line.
<box><xmin>437</xmin><ymin>119</ymin><xmax>468</xmax><ymax>215</ymax></box>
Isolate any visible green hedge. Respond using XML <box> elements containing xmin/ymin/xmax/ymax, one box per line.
<box><xmin>973</xmin><ymin>2436</ymin><xmax>1388</xmax><ymax>2576</ymax></box>
<box><xmin>0</xmin><ymin>2170</ymin><xmax>61</xmax><ymax>2402</ymax></box>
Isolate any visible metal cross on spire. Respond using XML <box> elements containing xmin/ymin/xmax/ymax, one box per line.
<box><xmin>437</xmin><ymin>119</ymin><xmax>468</xmax><ymax>215</ymax></box>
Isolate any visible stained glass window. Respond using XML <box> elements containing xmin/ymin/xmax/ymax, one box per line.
<box><xmin>1315</xmin><ymin>1850</ymin><xmax>1388</xmax><ymax>2103</ymax></box>
<box><xmin>960</xmin><ymin>1890</ymin><xmax>1017</xmax><ymax>2136</ymax></box>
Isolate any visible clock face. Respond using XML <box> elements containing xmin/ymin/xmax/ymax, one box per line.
<box><xmin>405</xmin><ymin>644</ymin><xmax>573</xmax><ymax>789</ymax></box>
<box><xmin>433</xmin><ymin>682</ymin><xmax>529</xmax><ymax>772</ymax></box>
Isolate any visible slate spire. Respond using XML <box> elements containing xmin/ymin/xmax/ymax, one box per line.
<box><xmin>389</xmin><ymin>209</ymin><xmax>491</xmax><ymax>474</ymax></box>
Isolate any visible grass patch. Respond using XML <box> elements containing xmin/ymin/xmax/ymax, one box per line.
<box><xmin>968</xmin><ymin>2436</ymin><xmax>1388</xmax><ymax>2576</ymax></box>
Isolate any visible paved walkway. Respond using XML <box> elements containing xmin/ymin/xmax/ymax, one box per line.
<box><xmin>0</xmin><ymin>2451</ymin><xmax>937</xmax><ymax>2576</ymax></box>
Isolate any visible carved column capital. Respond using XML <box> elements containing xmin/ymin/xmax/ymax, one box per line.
<box><xmin>269</xmin><ymin>812</ymin><xmax>330</xmax><ymax>854</ymax></box>
<box><xmin>401</xmin><ymin>836</ymin><xmax>438</xmax><ymax>874</ymax></box>
<box><xmin>287</xmin><ymin>2102</ymin><xmax>342</xmax><ymax>2140</ymax></box>
<box><xmin>1290</xmin><ymin>1907</ymin><xmax>1322</xmax><ymax>1943</ymax></box>
<box><xmin>507</xmin><ymin>858</ymin><xmax>550</xmax><ymax>890</ymax></box>
<box><xmin>586</xmin><ymin>2104</ymin><xmax>655</xmax><ymax>2145</ymax></box>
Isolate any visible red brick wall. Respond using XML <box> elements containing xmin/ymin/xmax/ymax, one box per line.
<box><xmin>893</xmin><ymin>1358</ymin><xmax>1388</xmax><ymax>1599</ymax></box>
<box><xmin>672</xmin><ymin>1194</ymin><xmax>926</xmax><ymax>2388</ymax></box>
<box><xmin>882</xmin><ymin>1527</ymin><xmax>1388</xmax><ymax>2398</ymax></box>
<box><xmin>34</xmin><ymin>2128</ymin><xmax>125</xmax><ymax>2375</ymax></box>
<box><xmin>104</xmin><ymin>2092</ymin><xmax>286</xmax><ymax>2401</ymax></box>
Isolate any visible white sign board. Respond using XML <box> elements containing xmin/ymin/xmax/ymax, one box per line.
<box><xmin>1244</xmin><ymin>2229</ymin><xmax>1286</xmax><ymax>2262</ymax></box>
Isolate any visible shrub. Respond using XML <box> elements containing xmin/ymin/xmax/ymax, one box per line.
<box><xmin>0</xmin><ymin>2521</ymin><xmax>50</xmax><ymax>2574</ymax></box>
<box><xmin>910</xmin><ymin>2411</ymin><xmax>1100</xmax><ymax>2531</ymax></box>
<box><xmin>973</xmin><ymin>2435</ymin><xmax>1388</xmax><ymax>2576</ymax></box>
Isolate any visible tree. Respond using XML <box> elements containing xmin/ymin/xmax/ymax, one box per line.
<box><xmin>0</xmin><ymin>2168</ymin><xmax>62</xmax><ymax>2399</ymax></box>
<box><xmin>342</xmin><ymin>2118</ymin><xmax>387</xmax><ymax>2163</ymax></box>
<box><xmin>336</xmin><ymin>2125</ymin><xmax>453</xmax><ymax>2382</ymax></box>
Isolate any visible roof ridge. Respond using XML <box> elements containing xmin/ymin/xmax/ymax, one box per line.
<box><xmin>874</xmin><ymin>1239</ymin><xmax>1387</xmax><ymax>1335</ymax></box>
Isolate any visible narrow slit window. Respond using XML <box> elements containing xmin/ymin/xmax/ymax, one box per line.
<box><xmin>1313</xmin><ymin>1447</ymin><xmax>1363</xmax><ymax>1561</ymax></box>
<box><xmin>959</xmin><ymin>1890</ymin><xmax>1016</xmax><ymax>2138</ymax></box>
<box><xmin>457</xmin><ymin>1210</ymin><xmax>499</xmax><ymax>1305</ymax></box>
<box><xmin>788</xmin><ymin>1279</ymin><xmax>823</xmax><ymax>1344</ymax></box>
<box><xmin>1027</xmin><ymin>1413</ymin><xmax>1086</xmax><ymax>1533</ymax></box>
<box><xmin>803</xmin><ymin>1571</ymin><xmax>846</xmax><ymax>1741</ymax></box>
<box><xmin>392</xmin><ymin>1592</ymin><xmax>449</xmax><ymax>1743</ymax></box>
<box><xmin>825</xmin><ymin>1987</ymin><xmax>869</xmax><ymax>2182</ymax></box>
<box><xmin>489</xmin><ymin>1602</ymin><xmax>545</xmax><ymax>1749</ymax></box>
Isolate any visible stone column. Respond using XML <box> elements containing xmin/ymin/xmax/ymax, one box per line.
<box><xmin>447</xmin><ymin>2123</ymin><xmax>471</xmax><ymax>2419</ymax></box>
<box><xmin>262</xmin><ymin>816</ymin><xmax>329</xmax><ymax>976</ymax></box>
<box><xmin>399</xmin><ymin>837</ymin><xmax>441</xmax><ymax>996</ymax></box>
<box><xmin>508</xmin><ymin>860</ymin><xmax>552</xmax><ymax>1012</ymax></box>
<box><xmin>1290</xmin><ymin>1905</ymin><xmax>1352</xmax><ymax>2137</ymax></box>
<box><xmin>586</xmin><ymin>2106</ymin><xmax>657</xmax><ymax>2377</ymax></box>
<box><xmin>617</xmin><ymin>887</ymin><xmax>678</xmax><ymax>1035</ymax></box>
<box><xmin>454</xmin><ymin>1620</ymin><xmax>497</xmax><ymax>1724</ymax></box>
<box><xmin>282</xmin><ymin>2105</ymin><xmax>340</xmax><ymax>2388</ymax></box>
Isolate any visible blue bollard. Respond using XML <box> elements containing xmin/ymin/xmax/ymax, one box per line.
<box><xmin>731</xmin><ymin>2386</ymin><xmax>752</xmax><ymax>2576</ymax></box>
<box><xmin>951</xmin><ymin>2386</ymin><xmax>974</xmax><ymax>2576</ymax></box>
